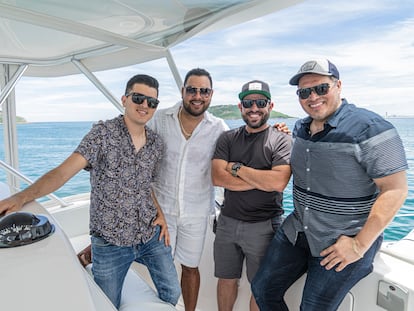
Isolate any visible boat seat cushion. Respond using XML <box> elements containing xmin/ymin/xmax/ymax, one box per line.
<box><xmin>71</xmin><ymin>234</ymin><xmax>175</xmax><ymax>311</ymax></box>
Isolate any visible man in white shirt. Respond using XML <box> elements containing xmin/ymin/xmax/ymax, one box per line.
<box><xmin>149</xmin><ymin>68</ymin><xmax>228</xmax><ymax>311</ymax></box>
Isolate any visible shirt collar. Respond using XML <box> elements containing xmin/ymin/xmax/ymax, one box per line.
<box><xmin>164</xmin><ymin>101</ymin><xmax>182</xmax><ymax>116</ymax></box>
<box><xmin>299</xmin><ymin>98</ymin><xmax>349</xmax><ymax>129</ymax></box>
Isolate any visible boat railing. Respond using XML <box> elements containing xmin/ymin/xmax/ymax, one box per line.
<box><xmin>0</xmin><ymin>159</ymin><xmax>70</xmax><ymax>207</ymax></box>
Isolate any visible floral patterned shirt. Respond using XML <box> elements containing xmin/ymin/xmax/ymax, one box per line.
<box><xmin>74</xmin><ymin>115</ymin><xmax>164</xmax><ymax>246</ymax></box>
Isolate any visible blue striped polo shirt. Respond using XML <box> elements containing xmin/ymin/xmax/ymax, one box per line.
<box><xmin>282</xmin><ymin>99</ymin><xmax>408</xmax><ymax>256</ymax></box>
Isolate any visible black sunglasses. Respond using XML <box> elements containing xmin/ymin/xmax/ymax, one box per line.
<box><xmin>185</xmin><ymin>86</ymin><xmax>212</xmax><ymax>97</ymax></box>
<box><xmin>241</xmin><ymin>99</ymin><xmax>270</xmax><ymax>109</ymax></box>
<box><xmin>296</xmin><ymin>83</ymin><xmax>331</xmax><ymax>100</ymax></box>
<box><xmin>125</xmin><ymin>92</ymin><xmax>159</xmax><ymax>109</ymax></box>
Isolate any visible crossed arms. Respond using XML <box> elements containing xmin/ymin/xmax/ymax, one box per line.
<box><xmin>211</xmin><ymin>159</ymin><xmax>291</xmax><ymax>193</ymax></box>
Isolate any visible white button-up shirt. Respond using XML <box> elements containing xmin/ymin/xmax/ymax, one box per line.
<box><xmin>148</xmin><ymin>101</ymin><xmax>229</xmax><ymax>217</ymax></box>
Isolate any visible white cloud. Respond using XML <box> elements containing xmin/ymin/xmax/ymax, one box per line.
<box><xmin>11</xmin><ymin>0</ymin><xmax>414</xmax><ymax>121</ymax></box>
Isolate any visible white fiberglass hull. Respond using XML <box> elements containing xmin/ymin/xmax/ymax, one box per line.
<box><xmin>2</xmin><ymin>194</ymin><xmax>410</xmax><ymax>311</ymax></box>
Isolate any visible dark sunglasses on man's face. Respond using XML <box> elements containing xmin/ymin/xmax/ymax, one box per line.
<box><xmin>241</xmin><ymin>99</ymin><xmax>270</xmax><ymax>109</ymax></box>
<box><xmin>296</xmin><ymin>83</ymin><xmax>331</xmax><ymax>100</ymax></box>
<box><xmin>185</xmin><ymin>86</ymin><xmax>212</xmax><ymax>97</ymax></box>
<box><xmin>125</xmin><ymin>92</ymin><xmax>159</xmax><ymax>109</ymax></box>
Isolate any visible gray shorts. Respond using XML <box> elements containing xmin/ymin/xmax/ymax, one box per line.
<box><xmin>213</xmin><ymin>214</ymin><xmax>277</xmax><ymax>282</ymax></box>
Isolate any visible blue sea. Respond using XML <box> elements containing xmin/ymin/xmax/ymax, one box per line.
<box><xmin>1</xmin><ymin>118</ymin><xmax>413</xmax><ymax>241</ymax></box>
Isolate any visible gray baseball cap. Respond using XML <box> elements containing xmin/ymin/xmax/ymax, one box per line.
<box><xmin>289</xmin><ymin>59</ymin><xmax>340</xmax><ymax>85</ymax></box>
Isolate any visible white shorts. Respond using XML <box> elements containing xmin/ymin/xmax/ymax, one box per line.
<box><xmin>164</xmin><ymin>214</ymin><xmax>208</xmax><ymax>268</ymax></box>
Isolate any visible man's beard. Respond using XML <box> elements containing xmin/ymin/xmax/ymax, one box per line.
<box><xmin>242</xmin><ymin>112</ymin><xmax>270</xmax><ymax>129</ymax></box>
<box><xmin>182</xmin><ymin>100</ymin><xmax>210</xmax><ymax>117</ymax></box>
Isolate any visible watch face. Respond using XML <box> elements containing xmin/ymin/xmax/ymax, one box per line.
<box><xmin>231</xmin><ymin>162</ymin><xmax>242</xmax><ymax>176</ymax></box>
<box><xmin>232</xmin><ymin>163</ymin><xmax>242</xmax><ymax>170</ymax></box>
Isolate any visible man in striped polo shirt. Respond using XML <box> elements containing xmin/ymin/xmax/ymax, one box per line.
<box><xmin>252</xmin><ymin>59</ymin><xmax>408</xmax><ymax>311</ymax></box>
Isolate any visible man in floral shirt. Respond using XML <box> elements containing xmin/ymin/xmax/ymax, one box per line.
<box><xmin>0</xmin><ymin>74</ymin><xmax>181</xmax><ymax>309</ymax></box>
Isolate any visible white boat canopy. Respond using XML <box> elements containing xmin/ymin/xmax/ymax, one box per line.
<box><xmin>0</xmin><ymin>0</ymin><xmax>303</xmax><ymax>77</ymax></box>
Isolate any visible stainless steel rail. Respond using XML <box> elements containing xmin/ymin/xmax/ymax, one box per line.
<box><xmin>0</xmin><ymin>160</ymin><xmax>69</xmax><ymax>207</ymax></box>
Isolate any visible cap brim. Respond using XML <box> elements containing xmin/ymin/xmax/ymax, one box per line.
<box><xmin>289</xmin><ymin>72</ymin><xmax>336</xmax><ymax>85</ymax></box>
<box><xmin>238</xmin><ymin>90</ymin><xmax>271</xmax><ymax>100</ymax></box>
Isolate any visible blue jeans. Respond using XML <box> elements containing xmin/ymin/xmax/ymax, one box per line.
<box><xmin>251</xmin><ymin>229</ymin><xmax>382</xmax><ymax>311</ymax></box>
<box><xmin>91</xmin><ymin>226</ymin><xmax>181</xmax><ymax>309</ymax></box>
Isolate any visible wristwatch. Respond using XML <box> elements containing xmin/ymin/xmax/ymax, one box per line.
<box><xmin>231</xmin><ymin>162</ymin><xmax>243</xmax><ymax>177</ymax></box>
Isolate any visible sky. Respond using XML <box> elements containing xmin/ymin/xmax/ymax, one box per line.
<box><xmin>12</xmin><ymin>0</ymin><xmax>414</xmax><ymax>122</ymax></box>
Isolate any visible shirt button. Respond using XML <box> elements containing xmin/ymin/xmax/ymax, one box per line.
<box><xmin>304</xmin><ymin>226</ymin><xmax>308</xmax><ymax>230</ymax></box>
<box><xmin>307</xmin><ymin>187</ymin><xmax>310</xmax><ymax>191</ymax></box>
<box><xmin>305</xmin><ymin>207</ymin><xmax>309</xmax><ymax>211</ymax></box>
<box><xmin>306</xmin><ymin>148</ymin><xmax>310</xmax><ymax>152</ymax></box>
<box><xmin>306</xmin><ymin>168</ymin><xmax>310</xmax><ymax>172</ymax></box>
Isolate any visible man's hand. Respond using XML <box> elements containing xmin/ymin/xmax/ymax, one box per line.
<box><xmin>320</xmin><ymin>235</ymin><xmax>364</xmax><ymax>272</ymax></box>
<box><xmin>77</xmin><ymin>244</ymin><xmax>92</xmax><ymax>267</ymax></box>
<box><xmin>274</xmin><ymin>122</ymin><xmax>291</xmax><ymax>135</ymax></box>
<box><xmin>153</xmin><ymin>212</ymin><xmax>170</xmax><ymax>247</ymax></box>
<box><xmin>0</xmin><ymin>195</ymin><xmax>25</xmax><ymax>216</ymax></box>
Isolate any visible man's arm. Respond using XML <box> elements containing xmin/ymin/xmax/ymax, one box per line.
<box><xmin>227</xmin><ymin>162</ymin><xmax>291</xmax><ymax>192</ymax></box>
<box><xmin>211</xmin><ymin>159</ymin><xmax>291</xmax><ymax>192</ymax></box>
<box><xmin>0</xmin><ymin>152</ymin><xmax>88</xmax><ymax>215</ymax></box>
<box><xmin>212</xmin><ymin>159</ymin><xmax>253</xmax><ymax>191</ymax></box>
<box><xmin>355</xmin><ymin>170</ymin><xmax>408</xmax><ymax>253</ymax></box>
<box><xmin>320</xmin><ymin>170</ymin><xmax>408</xmax><ymax>271</ymax></box>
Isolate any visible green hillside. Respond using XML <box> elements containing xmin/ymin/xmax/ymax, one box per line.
<box><xmin>0</xmin><ymin>115</ymin><xmax>27</xmax><ymax>123</ymax></box>
<box><xmin>208</xmin><ymin>104</ymin><xmax>292</xmax><ymax>119</ymax></box>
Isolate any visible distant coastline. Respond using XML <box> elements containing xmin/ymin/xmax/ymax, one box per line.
<box><xmin>208</xmin><ymin>104</ymin><xmax>292</xmax><ymax>119</ymax></box>
<box><xmin>0</xmin><ymin>115</ymin><xmax>27</xmax><ymax>123</ymax></box>
<box><xmin>385</xmin><ymin>115</ymin><xmax>414</xmax><ymax>119</ymax></box>
<box><xmin>3</xmin><ymin>110</ymin><xmax>414</xmax><ymax>124</ymax></box>
<box><xmin>1</xmin><ymin>105</ymin><xmax>291</xmax><ymax>123</ymax></box>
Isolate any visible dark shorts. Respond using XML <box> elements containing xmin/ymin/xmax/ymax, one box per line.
<box><xmin>214</xmin><ymin>214</ymin><xmax>278</xmax><ymax>282</ymax></box>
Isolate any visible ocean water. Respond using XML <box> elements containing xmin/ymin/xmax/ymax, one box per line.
<box><xmin>1</xmin><ymin>118</ymin><xmax>413</xmax><ymax>241</ymax></box>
